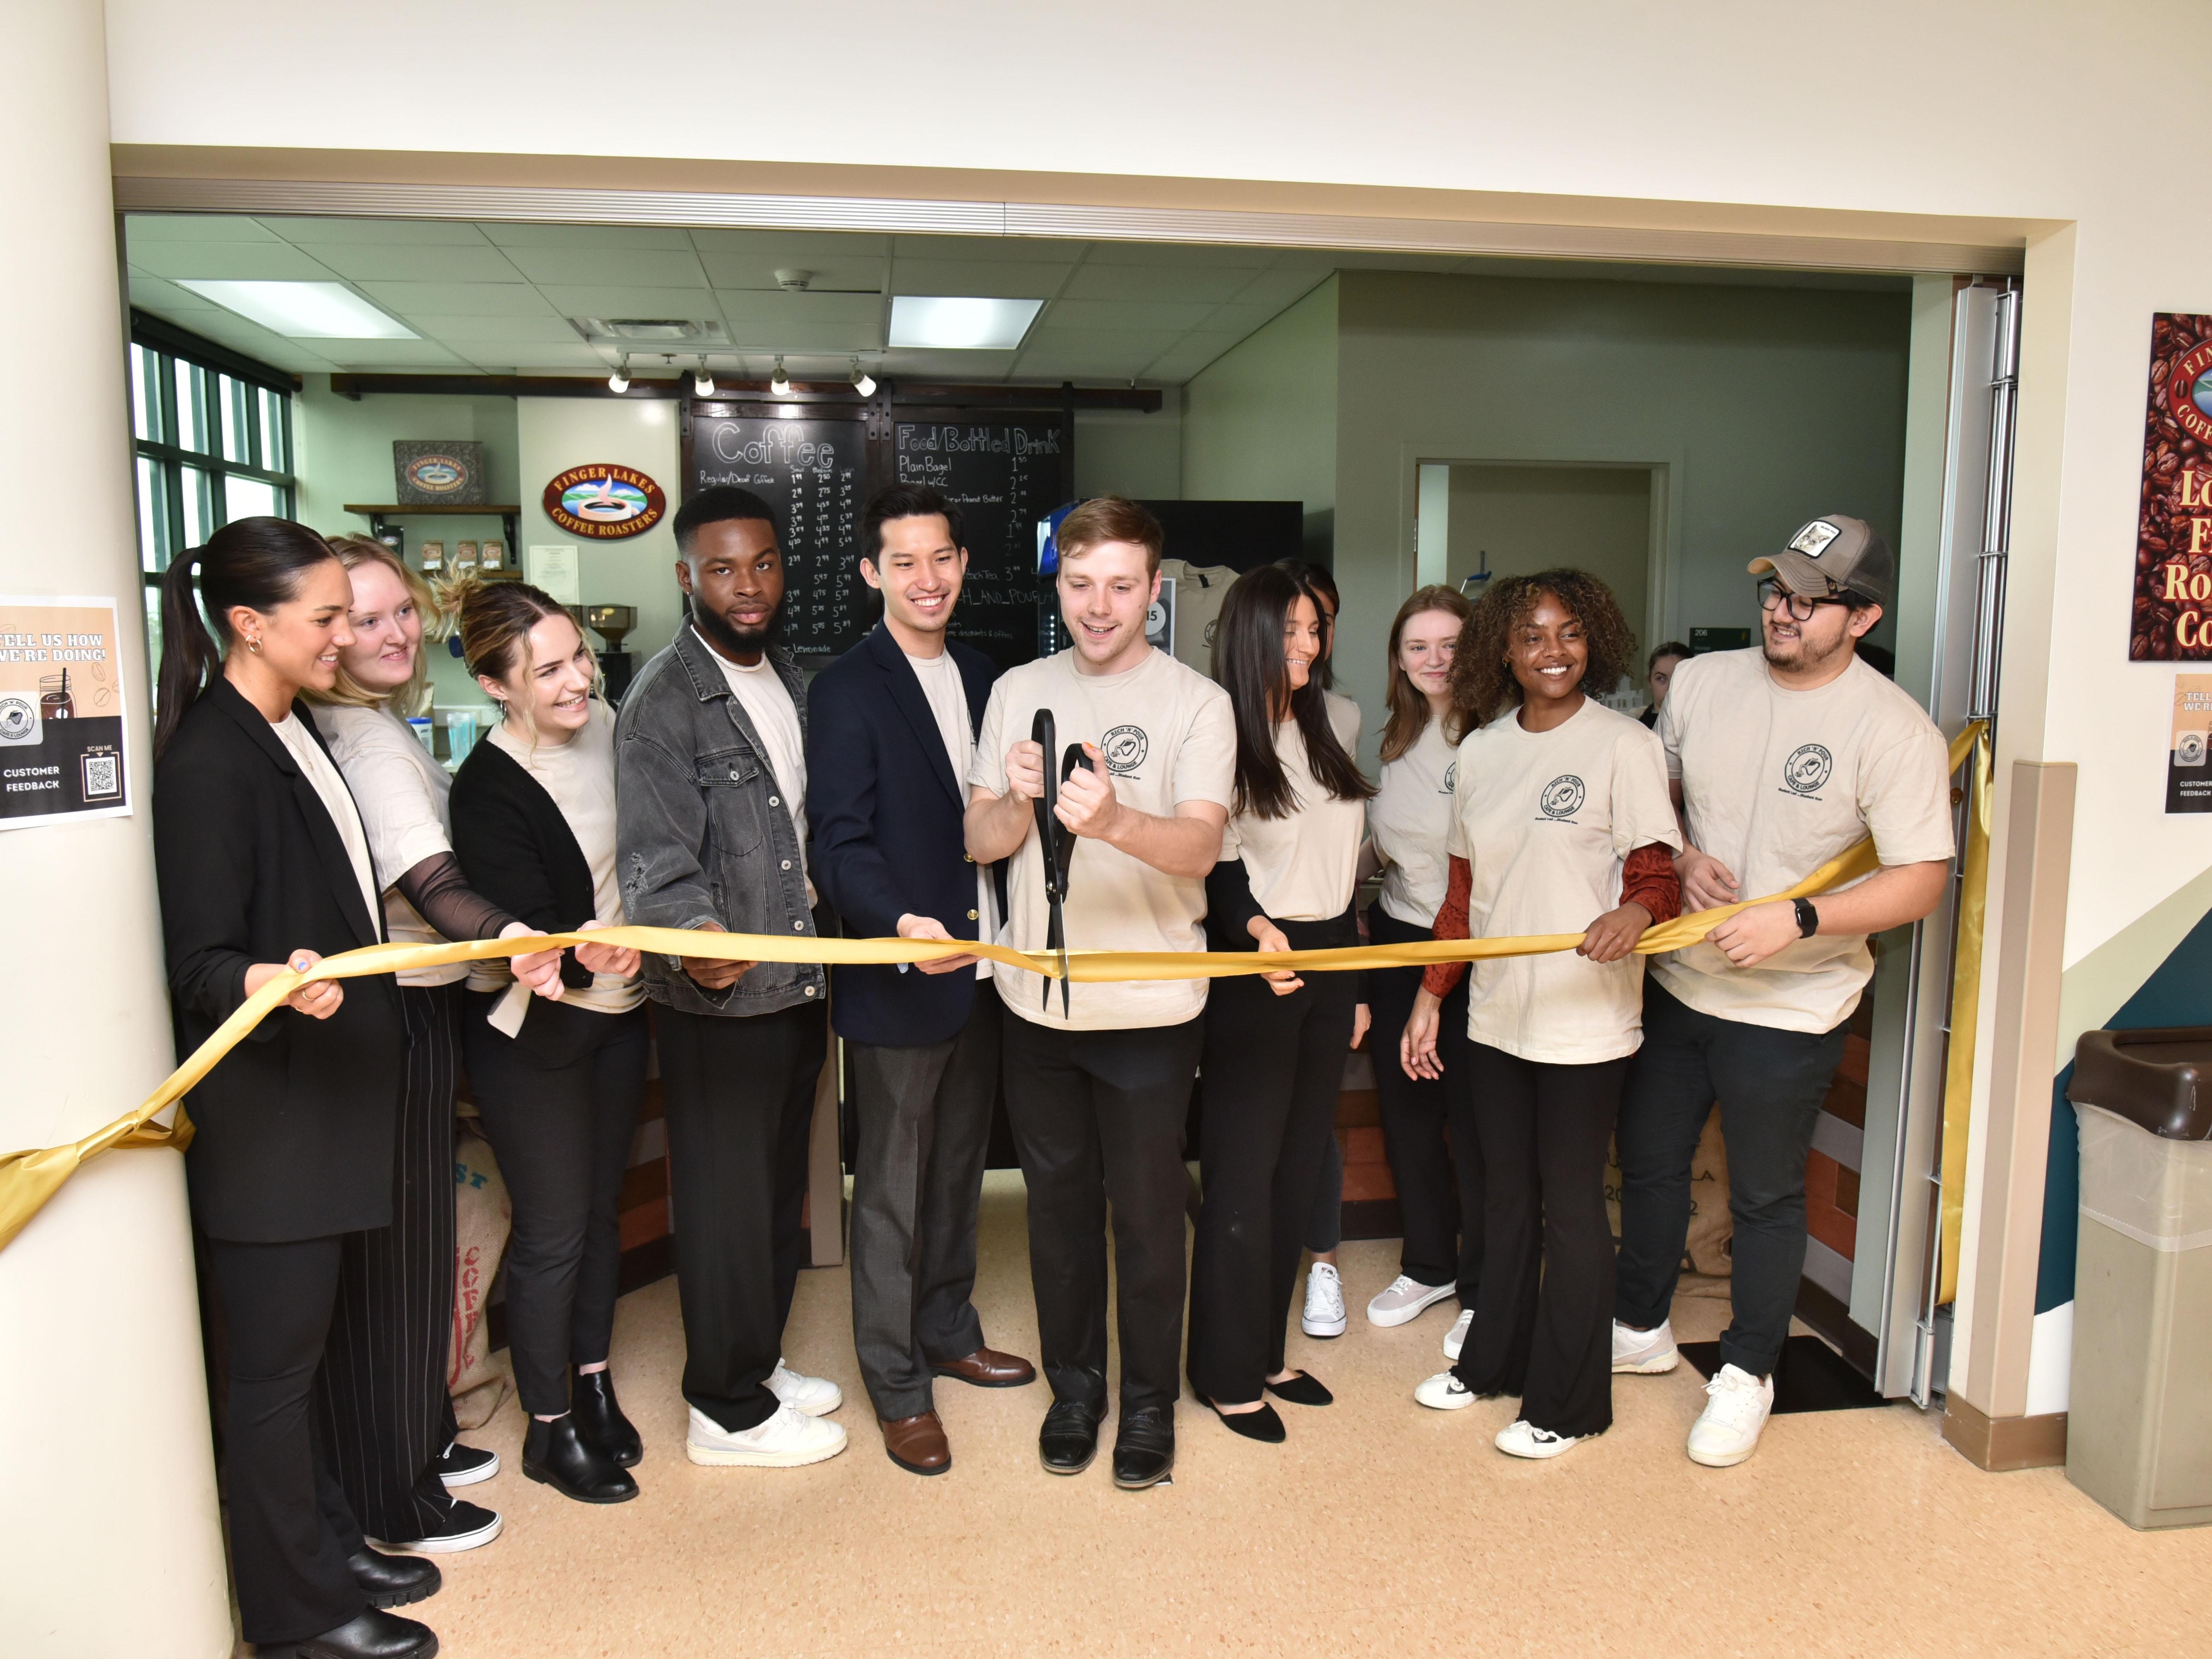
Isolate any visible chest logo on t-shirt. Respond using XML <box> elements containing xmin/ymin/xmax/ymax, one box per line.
<box><xmin>1102</xmin><ymin>725</ymin><xmax>1149</xmax><ymax>775</ymax></box>
<box><xmin>1441</xmin><ymin>760</ymin><xmax>1458</xmax><ymax>796</ymax></box>
<box><xmin>1538</xmin><ymin>774</ymin><xmax>1586</xmax><ymax>820</ymax></box>
<box><xmin>1782</xmin><ymin>743</ymin><xmax>1834</xmax><ymax>797</ymax></box>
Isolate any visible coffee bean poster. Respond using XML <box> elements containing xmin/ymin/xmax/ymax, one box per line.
<box><xmin>2132</xmin><ymin>313</ymin><xmax>2212</xmax><ymax>659</ymax></box>
<box><xmin>0</xmin><ymin>596</ymin><xmax>129</xmax><ymax>830</ymax></box>
<box><xmin>2168</xmin><ymin>674</ymin><xmax>2212</xmax><ymax>813</ymax></box>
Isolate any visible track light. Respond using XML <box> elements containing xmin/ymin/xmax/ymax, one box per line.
<box><xmin>850</xmin><ymin>358</ymin><xmax>877</xmax><ymax>397</ymax></box>
<box><xmin>607</xmin><ymin>355</ymin><xmax>630</xmax><ymax>394</ymax></box>
<box><xmin>770</xmin><ymin>355</ymin><xmax>792</xmax><ymax>397</ymax></box>
<box><xmin>692</xmin><ymin>356</ymin><xmax>715</xmax><ymax>397</ymax></box>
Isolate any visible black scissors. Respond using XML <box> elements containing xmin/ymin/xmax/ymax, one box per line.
<box><xmin>1031</xmin><ymin>710</ymin><xmax>1091</xmax><ymax>1016</ymax></box>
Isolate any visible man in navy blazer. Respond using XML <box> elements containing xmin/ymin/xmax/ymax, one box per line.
<box><xmin>806</xmin><ymin>482</ymin><xmax>1036</xmax><ymax>1476</ymax></box>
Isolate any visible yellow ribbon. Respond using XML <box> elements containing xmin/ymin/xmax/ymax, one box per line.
<box><xmin>0</xmin><ymin>724</ymin><xmax>1985</xmax><ymax>1255</ymax></box>
<box><xmin>1936</xmin><ymin>722</ymin><xmax>1994</xmax><ymax>1306</ymax></box>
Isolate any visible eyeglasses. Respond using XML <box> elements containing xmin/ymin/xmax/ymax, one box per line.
<box><xmin>1756</xmin><ymin>576</ymin><xmax>1855</xmax><ymax>622</ymax></box>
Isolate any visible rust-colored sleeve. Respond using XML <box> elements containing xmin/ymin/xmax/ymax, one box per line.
<box><xmin>1421</xmin><ymin>855</ymin><xmax>1473</xmax><ymax>997</ymax></box>
<box><xmin>1620</xmin><ymin>841</ymin><xmax>1682</xmax><ymax>925</ymax></box>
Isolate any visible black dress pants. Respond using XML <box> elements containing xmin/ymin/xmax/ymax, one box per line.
<box><xmin>1189</xmin><ymin>945</ymin><xmax>1357</xmax><ymax>1405</ymax></box>
<box><xmin>848</xmin><ymin>983</ymin><xmax>1001</xmax><ymax>1420</ymax></box>
<box><xmin>1002</xmin><ymin>1011</ymin><xmax>1204</xmax><ymax>1416</ymax></box>
<box><xmin>655</xmin><ymin>999</ymin><xmax>828</xmax><ymax>1433</ymax></box>
<box><xmin>1451</xmin><ymin>1040</ymin><xmax>1628</xmax><ymax>1438</ymax></box>
<box><xmin>1614</xmin><ymin>977</ymin><xmax>1849</xmax><ymax>1377</ymax></box>
<box><xmin>317</xmin><ymin>982</ymin><xmax>461</xmax><ymax>1541</ymax></box>
<box><xmin>205</xmin><ymin>1233</ymin><xmax>367</xmax><ymax>1646</ymax></box>
<box><xmin>1366</xmin><ymin>903</ymin><xmax>1482</xmax><ymax>1296</ymax></box>
<box><xmin>465</xmin><ymin>996</ymin><xmax>649</xmax><ymax>1417</ymax></box>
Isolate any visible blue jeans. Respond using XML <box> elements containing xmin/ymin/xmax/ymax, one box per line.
<box><xmin>1613</xmin><ymin>977</ymin><xmax>1848</xmax><ymax>1378</ymax></box>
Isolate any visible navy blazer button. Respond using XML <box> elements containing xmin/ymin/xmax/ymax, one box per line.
<box><xmin>963</xmin><ymin>853</ymin><xmax>975</xmax><ymax>863</ymax></box>
<box><xmin>967</xmin><ymin>909</ymin><xmax>978</xmax><ymax>920</ymax></box>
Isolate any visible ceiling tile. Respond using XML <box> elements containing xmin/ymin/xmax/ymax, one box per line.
<box><xmin>1223</xmin><ymin>266</ymin><xmax>1334</xmax><ymax>311</ymax></box>
<box><xmin>129</xmin><ymin>297</ymin><xmax>337</xmax><ymax>372</ymax></box>
<box><xmin>688</xmin><ymin>228</ymin><xmax>889</xmax><ymax>257</ymax></box>
<box><xmin>127</xmin><ymin>241</ymin><xmax>343</xmax><ymax>280</ymax></box>
<box><xmin>890</xmin><ymin>235</ymin><xmax>1026</xmax><ymax>260</ymax></box>
<box><xmin>714</xmin><ymin>320</ymin><xmax>883</xmax><ymax>354</ymax></box>
<box><xmin>408</xmin><ymin>315</ymin><xmax>587</xmax><ymax>345</ymax></box>
<box><xmin>290</xmin><ymin>244</ymin><xmax>526</xmax><ymax>283</ymax></box>
<box><xmin>714</xmin><ymin>290</ymin><xmax>882</xmax><ymax>329</ymax></box>
<box><xmin>1199</xmin><ymin>299</ymin><xmax>1311</xmax><ymax>338</ymax></box>
<box><xmin>1039</xmin><ymin>298</ymin><xmax>1220</xmax><ymax>333</ymax></box>
<box><xmin>888</xmin><ymin>259</ymin><xmax>1073</xmax><ymax>299</ymax></box>
<box><xmin>454</xmin><ymin>342</ymin><xmax>612</xmax><ymax>371</ymax></box>
<box><xmin>320</xmin><ymin>339</ymin><xmax>473</xmax><ymax>368</ymax></box>
<box><xmin>875</xmin><ymin>348</ymin><xmax>1018</xmax><ymax>382</ymax></box>
<box><xmin>699</xmin><ymin>252</ymin><xmax>885</xmax><ymax>292</ymax></box>
<box><xmin>355</xmin><ymin>281</ymin><xmax>559</xmax><ymax>318</ymax></box>
<box><xmin>1016</xmin><ymin>329</ymin><xmax>1183</xmax><ymax>380</ymax></box>
<box><xmin>1082</xmin><ymin>240</ymin><xmax>1286</xmax><ymax>268</ymax></box>
<box><xmin>481</xmin><ymin>222</ymin><xmax>701</xmax><ymax>251</ymax></box>
<box><xmin>1142</xmin><ymin>331</ymin><xmax>1247</xmax><ymax>382</ymax></box>
<box><xmin>499</xmin><ymin>247</ymin><xmax>707</xmax><ymax>287</ymax></box>
<box><xmin>257</xmin><ymin>217</ymin><xmax>492</xmax><ymax>246</ymax></box>
<box><xmin>128</xmin><ymin>273</ymin><xmax>220</xmax><ymax>312</ymax></box>
<box><xmin>1060</xmin><ymin>263</ymin><xmax>1258</xmax><ymax>304</ymax></box>
<box><xmin>530</xmin><ymin>285</ymin><xmax>718</xmax><ymax>318</ymax></box>
<box><xmin>124</xmin><ymin>213</ymin><xmax>283</xmax><ymax>243</ymax></box>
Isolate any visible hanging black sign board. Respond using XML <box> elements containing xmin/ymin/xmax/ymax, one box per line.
<box><xmin>680</xmin><ymin>404</ymin><xmax>871</xmax><ymax>657</ymax></box>
<box><xmin>890</xmin><ymin>411</ymin><xmax>1073</xmax><ymax>671</ymax></box>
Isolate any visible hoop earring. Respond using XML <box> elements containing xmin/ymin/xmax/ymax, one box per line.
<box><xmin>246</xmin><ymin>637</ymin><xmax>262</xmax><ymax>654</ymax></box>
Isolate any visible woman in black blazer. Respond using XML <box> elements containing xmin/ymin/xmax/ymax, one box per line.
<box><xmin>446</xmin><ymin>576</ymin><xmax>647</xmax><ymax>1505</ymax></box>
<box><xmin>153</xmin><ymin>518</ymin><xmax>439</xmax><ymax>1659</ymax></box>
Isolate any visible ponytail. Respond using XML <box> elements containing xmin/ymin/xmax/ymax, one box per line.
<box><xmin>153</xmin><ymin>516</ymin><xmax>340</xmax><ymax>757</ymax></box>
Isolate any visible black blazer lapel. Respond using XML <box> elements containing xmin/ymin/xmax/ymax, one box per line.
<box><xmin>866</xmin><ymin>624</ymin><xmax>962</xmax><ymax>810</ymax></box>
<box><xmin>214</xmin><ymin>683</ymin><xmax>381</xmax><ymax>949</ymax></box>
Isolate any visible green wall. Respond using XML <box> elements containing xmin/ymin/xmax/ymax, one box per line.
<box><xmin>1181</xmin><ymin>276</ymin><xmax>1339</xmax><ymax>561</ymax></box>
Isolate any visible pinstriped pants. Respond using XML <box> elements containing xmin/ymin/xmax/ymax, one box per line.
<box><xmin>314</xmin><ymin>982</ymin><xmax>461</xmax><ymax>1542</ymax></box>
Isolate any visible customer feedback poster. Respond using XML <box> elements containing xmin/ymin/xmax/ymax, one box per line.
<box><xmin>0</xmin><ymin>597</ymin><xmax>128</xmax><ymax>829</ymax></box>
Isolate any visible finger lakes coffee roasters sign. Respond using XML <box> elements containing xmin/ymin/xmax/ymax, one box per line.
<box><xmin>540</xmin><ymin>463</ymin><xmax>666</xmax><ymax>540</ymax></box>
<box><xmin>2134</xmin><ymin>313</ymin><xmax>2212</xmax><ymax>658</ymax></box>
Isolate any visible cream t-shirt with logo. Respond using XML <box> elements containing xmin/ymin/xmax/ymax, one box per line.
<box><xmin>1652</xmin><ymin>649</ymin><xmax>1955</xmax><ymax>1034</ymax></box>
<box><xmin>1369</xmin><ymin>716</ymin><xmax>1457</xmax><ymax>927</ymax></box>
<box><xmin>1219</xmin><ymin>720</ymin><xmax>1365</xmax><ymax>923</ymax></box>
<box><xmin>970</xmin><ymin>645</ymin><xmax>1236</xmax><ymax>1032</ymax></box>
<box><xmin>1445</xmin><ymin>699</ymin><xmax>1680</xmax><ymax>1064</ymax></box>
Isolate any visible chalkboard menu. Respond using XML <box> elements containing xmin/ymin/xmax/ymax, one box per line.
<box><xmin>892</xmin><ymin>417</ymin><xmax>1072</xmax><ymax>670</ymax></box>
<box><xmin>682</xmin><ymin>408</ymin><xmax>868</xmax><ymax>656</ymax></box>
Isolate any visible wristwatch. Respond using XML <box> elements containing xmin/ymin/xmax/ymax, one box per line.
<box><xmin>1793</xmin><ymin>897</ymin><xmax>1820</xmax><ymax>939</ymax></box>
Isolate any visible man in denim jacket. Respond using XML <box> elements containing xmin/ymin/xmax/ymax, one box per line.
<box><xmin>614</xmin><ymin>485</ymin><xmax>846</xmax><ymax>1470</ymax></box>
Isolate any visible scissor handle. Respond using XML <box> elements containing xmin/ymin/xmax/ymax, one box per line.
<box><xmin>1030</xmin><ymin>711</ymin><xmax>1060</xmax><ymax>893</ymax></box>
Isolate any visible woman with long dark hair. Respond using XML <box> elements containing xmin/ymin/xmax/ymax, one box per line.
<box><xmin>1401</xmin><ymin>570</ymin><xmax>1681</xmax><ymax>1459</ymax></box>
<box><xmin>1187</xmin><ymin>563</ymin><xmax>1374</xmax><ymax>1443</ymax></box>
<box><xmin>445</xmin><ymin>575</ymin><xmax>647</xmax><ymax>1506</ymax></box>
<box><xmin>305</xmin><ymin>536</ymin><xmax>564</xmax><ymax>1554</ymax></box>
<box><xmin>153</xmin><ymin>518</ymin><xmax>440</xmax><ymax>1659</ymax></box>
<box><xmin>1356</xmin><ymin>584</ymin><xmax>1486</xmax><ymax>1350</ymax></box>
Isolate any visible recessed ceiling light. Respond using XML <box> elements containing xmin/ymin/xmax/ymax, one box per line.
<box><xmin>888</xmin><ymin>296</ymin><xmax>1042</xmax><ymax>351</ymax></box>
<box><xmin>176</xmin><ymin>280</ymin><xmax>418</xmax><ymax>340</ymax></box>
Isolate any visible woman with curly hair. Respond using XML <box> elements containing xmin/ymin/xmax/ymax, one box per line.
<box><xmin>1399</xmin><ymin>569</ymin><xmax>1682</xmax><ymax>1460</ymax></box>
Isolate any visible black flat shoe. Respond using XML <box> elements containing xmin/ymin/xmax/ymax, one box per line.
<box><xmin>571</xmin><ymin>1366</ymin><xmax>643</xmax><ymax>1468</ymax></box>
<box><xmin>1207</xmin><ymin>1400</ymin><xmax>1286</xmax><ymax>1443</ymax></box>
<box><xmin>1113</xmin><ymin>1405</ymin><xmax>1177</xmax><ymax>1488</ymax></box>
<box><xmin>346</xmin><ymin>1547</ymin><xmax>440</xmax><ymax>1610</ymax></box>
<box><xmin>523</xmin><ymin>1413</ymin><xmax>638</xmax><ymax>1504</ymax></box>
<box><xmin>1038</xmin><ymin>1398</ymin><xmax>1103</xmax><ymax>1475</ymax></box>
<box><xmin>435</xmin><ymin>1440</ymin><xmax>497</xmax><ymax>1488</ymax></box>
<box><xmin>291</xmin><ymin>1606</ymin><xmax>439</xmax><ymax>1659</ymax></box>
<box><xmin>1265</xmin><ymin>1371</ymin><xmax>1333</xmax><ymax>1407</ymax></box>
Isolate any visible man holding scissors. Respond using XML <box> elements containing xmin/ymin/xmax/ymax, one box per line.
<box><xmin>965</xmin><ymin>495</ymin><xmax>1235</xmax><ymax>1490</ymax></box>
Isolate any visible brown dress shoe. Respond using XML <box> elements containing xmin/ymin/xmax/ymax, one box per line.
<box><xmin>880</xmin><ymin>1410</ymin><xmax>951</xmax><ymax>1476</ymax></box>
<box><xmin>930</xmin><ymin>1347</ymin><xmax>1038</xmax><ymax>1388</ymax></box>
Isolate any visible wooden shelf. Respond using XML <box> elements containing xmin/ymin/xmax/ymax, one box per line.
<box><xmin>344</xmin><ymin>503</ymin><xmax>521</xmax><ymax>516</ymax></box>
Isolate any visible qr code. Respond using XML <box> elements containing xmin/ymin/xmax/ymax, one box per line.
<box><xmin>82</xmin><ymin>752</ymin><xmax>121</xmax><ymax>801</ymax></box>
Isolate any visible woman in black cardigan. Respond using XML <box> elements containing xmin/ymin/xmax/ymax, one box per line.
<box><xmin>153</xmin><ymin>518</ymin><xmax>439</xmax><ymax>1659</ymax></box>
<box><xmin>446</xmin><ymin>576</ymin><xmax>646</xmax><ymax>1505</ymax></box>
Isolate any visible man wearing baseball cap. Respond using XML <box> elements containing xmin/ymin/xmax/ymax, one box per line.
<box><xmin>1610</xmin><ymin>515</ymin><xmax>1955</xmax><ymax>1466</ymax></box>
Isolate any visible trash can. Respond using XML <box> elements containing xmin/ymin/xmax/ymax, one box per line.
<box><xmin>2064</xmin><ymin>1028</ymin><xmax>2212</xmax><ymax>1529</ymax></box>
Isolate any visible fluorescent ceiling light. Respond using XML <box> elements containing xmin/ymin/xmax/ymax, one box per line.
<box><xmin>176</xmin><ymin>280</ymin><xmax>418</xmax><ymax>340</ymax></box>
<box><xmin>888</xmin><ymin>295</ymin><xmax>1042</xmax><ymax>351</ymax></box>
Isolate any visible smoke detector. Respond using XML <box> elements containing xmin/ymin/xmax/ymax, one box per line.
<box><xmin>775</xmin><ymin>269</ymin><xmax>815</xmax><ymax>292</ymax></box>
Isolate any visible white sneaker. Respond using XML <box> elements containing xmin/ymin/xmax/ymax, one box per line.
<box><xmin>1443</xmin><ymin>1308</ymin><xmax>1473</xmax><ymax>1361</ymax></box>
<box><xmin>686</xmin><ymin>1402</ymin><xmax>847</xmax><ymax>1467</ymax></box>
<box><xmin>1612</xmin><ymin>1317</ymin><xmax>1679</xmax><ymax>1374</ymax></box>
<box><xmin>1414</xmin><ymin>1371</ymin><xmax>1476</xmax><ymax>1411</ymax></box>
<box><xmin>1495</xmin><ymin>1419</ymin><xmax>1582</xmax><ymax>1460</ymax></box>
<box><xmin>1301</xmin><ymin>1262</ymin><xmax>1347</xmax><ymax>1338</ymax></box>
<box><xmin>768</xmin><ymin>1358</ymin><xmax>843</xmax><ymax>1417</ymax></box>
<box><xmin>1367</xmin><ymin>1274</ymin><xmax>1456</xmax><ymax>1328</ymax></box>
<box><xmin>1687</xmin><ymin>1363</ymin><xmax>1774</xmax><ymax>1468</ymax></box>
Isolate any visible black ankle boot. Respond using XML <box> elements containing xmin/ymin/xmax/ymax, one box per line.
<box><xmin>522</xmin><ymin>1412</ymin><xmax>638</xmax><ymax>1504</ymax></box>
<box><xmin>571</xmin><ymin>1367</ymin><xmax>642</xmax><ymax>1467</ymax></box>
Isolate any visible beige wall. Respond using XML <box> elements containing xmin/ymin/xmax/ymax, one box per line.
<box><xmin>1182</xmin><ymin>276</ymin><xmax>1338</xmax><ymax>559</ymax></box>
<box><xmin>1075</xmin><ymin>406</ymin><xmax>1182</xmax><ymax>500</ymax></box>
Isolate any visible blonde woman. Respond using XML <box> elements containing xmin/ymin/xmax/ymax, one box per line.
<box><xmin>446</xmin><ymin>577</ymin><xmax>648</xmax><ymax>1505</ymax></box>
<box><xmin>307</xmin><ymin>536</ymin><xmax>563</xmax><ymax>1556</ymax></box>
